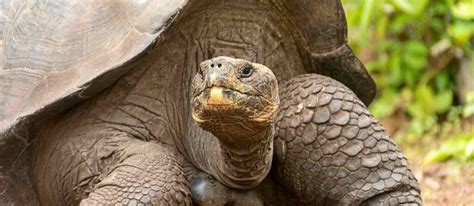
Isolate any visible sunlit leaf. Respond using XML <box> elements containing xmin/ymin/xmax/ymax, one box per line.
<box><xmin>425</xmin><ymin>147</ymin><xmax>455</xmax><ymax>163</ymax></box>
<box><xmin>463</xmin><ymin>104</ymin><xmax>474</xmax><ymax>117</ymax></box>
<box><xmin>389</xmin><ymin>0</ymin><xmax>414</xmax><ymax>14</ymax></box>
<box><xmin>463</xmin><ymin>92</ymin><xmax>474</xmax><ymax>117</ymax></box>
<box><xmin>416</xmin><ymin>85</ymin><xmax>435</xmax><ymax>113</ymax></box>
<box><xmin>449</xmin><ymin>21</ymin><xmax>474</xmax><ymax>44</ymax></box>
<box><xmin>360</xmin><ymin>0</ymin><xmax>375</xmax><ymax>28</ymax></box>
<box><xmin>424</xmin><ymin>132</ymin><xmax>474</xmax><ymax>164</ymax></box>
<box><xmin>389</xmin><ymin>0</ymin><xmax>428</xmax><ymax>15</ymax></box>
<box><xmin>451</xmin><ymin>1</ymin><xmax>474</xmax><ymax>20</ymax></box>
<box><xmin>407</xmin><ymin>102</ymin><xmax>425</xmax><ymax>119</ymax></box>
<box><xmin>434</xmin><ymin>90</ymin><xmax>453</xmax><ymax>113</ymax></box>
<box><xmin>466</xmin><ymin>138</ymin><xmax>474</xmax><ymax>161</ymax></box>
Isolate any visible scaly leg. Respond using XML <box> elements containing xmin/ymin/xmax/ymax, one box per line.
<box><xmin>33</xmin><ymin>128</ymin><xmax>191</xmax><ymax>205</ymax></box>
<box><xmin>273</xmin><ymin>74</ymin><xmax>422</xmax><ymax>205</ymax></box>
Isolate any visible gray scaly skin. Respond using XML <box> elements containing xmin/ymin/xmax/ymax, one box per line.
<box><xmin>274</xmin><ymin>75</ymin><xmax>421</xmax><ymax>205</ymax></box>
<box><xmin>29</xmin><ymin>0</ymin><xmax>422</xmax><ymax>204</ymax></box>
<box><xmin>189</xmin><ymin>58</ymin><xmax>422</xmax><ymax>205</ymax></box>
<box><xmin>32</xmin><ymin>56</ymin><xmax>421</xmax><ymax>205</ymax></box>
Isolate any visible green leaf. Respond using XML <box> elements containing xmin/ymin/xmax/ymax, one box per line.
<box><xmin>463</xmin><ymin>103</ymin><xmax>474</xmax><ymax>117</ymax></box>
<box><xmin>389</xmin><ymin>14</ymin><xmax>411</xmax><ymax>34</ymax></box>
<box><xmin>466</xmin><ymin>138</ymin><xmax>474</xmax><ymax>161</ymax></box>
<box><xmin>390</xmin><ymin>0</ymin><xmax>415</xmax><ymax>14</ymax></box>
<box><xmin>407</xmin><ymin>102</ymin><xmax>425</xmax><ymax>119</ymax></box>
<box><xmin>447</xmin><ymin>106</ymin><xmax>463</xmax><ymax>122</ymax></box>
<box><xmin>407</xmin><ymin>117</ymin><xmax>425</xmax><ymax>135</ymax></box>
<box><xmin>425</xmin><ymin>147</ymin><xmax>455</xmax><ymax>163</ymax></box>
<box><xmin>449</xmin><ymin>21</ymin><xmax>474</xmax><ymax>44</ymax></box>
<box><xmin>451</xmin><ymin>1</ymin><xmax>474</xmax><ymax>20</ymax></box>
<box><xmin>375</xmin><ymin>13</ymin><xmax>389</xmax><ymax>39</ymax></box>
<box><xmin>434</xmin><ymin>90</ymin><xmax>453</xmax><ymax>113</ymax></box>
<box><xmin>416</xmin><ymin>85</ymin><xmax>435</xmax><ymax>114</ymax></box>
<box><xmin>369</xmin><ymin>89</ymin><xmax>399</xmax><ymax>117</ymax></box>
<box><xmin>360</xmin><ymin>0</ymin><xmax>375</xmax><ymax>28</ymax></box>
<box><xmin>366</xmin><ymin>58</ymin><xmax>387</xmax><ymax>73</ymax></box>
<box><xmin>403</xmin><ymin>41</ymin><xmax>428</xmax><ymax>71</ymax></box>
<box><xmin>425</xmin><ymin>130</ymin><xmax>474</xmax><ymax>164</ymax></box>
<box><xmin>387</xmin><ymin>52</ymin><xmax>403</xmax><ymax>85</ymax></box>
<box><xmin>434</xmin><ymin>71</ymin><xmax>451</xmax><ymax>91</ymax></box>
<box><xmin>463</xmin><ymin>92</ymin><xmax>474</xmax><ymax>117</ymax></box>
<box><xmin>389</xmin><ymin>0</ymin><xmax>428</xmax><ymax>16</ymax></box>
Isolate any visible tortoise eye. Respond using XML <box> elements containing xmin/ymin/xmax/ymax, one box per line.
<box><xmin>240</xmin><ymin>64</ymin><xmax>253</xmax><ymax>78</ymax></box>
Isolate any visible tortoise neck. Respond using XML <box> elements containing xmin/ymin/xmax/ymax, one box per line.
<box><xmin>213</xmin><ymin>127</ymin><xmax>274</xmax><ymax>189</ymax></box>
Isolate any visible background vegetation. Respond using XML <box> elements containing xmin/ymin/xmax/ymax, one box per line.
<box><xmin>342</xmin><ymin>0</ymin><xmax>474</xmax><ymax>163</ymax></box>
<box><xmin>342</xmin><ymin>0</ymin><xmax>474</xmax><ymax>203</ymax></box>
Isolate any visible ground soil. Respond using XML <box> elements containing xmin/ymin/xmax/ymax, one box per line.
<box><xmin>381</xmin><ymin>117</ymin><xmax>474</xmax><ymax>206</ymax></box>
<box><xmin>411</xmin><ymin>159</ymin><xmax>474</xmax><ymax>205</ymax></box>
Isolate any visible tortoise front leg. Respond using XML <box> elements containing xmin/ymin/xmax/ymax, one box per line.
<box><xmin>80</xmin><ymin>139</ymin><xmax>191</xmax><ymax>206</ymax></box>
<box><xmin>273</xmin><ymin>74</ymin><xmax>422</xmax><ymax>205</ymax></box>
<box><xmin>33</xmin><ymin>130</ymin><xmax>191</xmax><ymax>205</ymax></box>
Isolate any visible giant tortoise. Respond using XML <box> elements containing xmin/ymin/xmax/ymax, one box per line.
<box><xmin>0</xmin><ymin>0</ymin><xmax>422</xmax><ymax>205</ymax></box>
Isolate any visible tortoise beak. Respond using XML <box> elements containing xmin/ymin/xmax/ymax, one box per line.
<box><xmin>207</xmin><ymin>86</ymin><xmax>233</xmax><ymax>105</ymax></box>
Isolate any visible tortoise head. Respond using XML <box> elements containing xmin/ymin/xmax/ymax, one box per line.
<box><xmin>191</xmin><ymin>56</ymin><xmax>279</xmax><ymax>140</ymax></box>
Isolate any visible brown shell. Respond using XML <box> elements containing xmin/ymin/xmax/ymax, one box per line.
<box><xmin>0</xmin><ymin>0</ymin><xmax>376</xmax><ymax>141</ymax></box>
<box><xmin>280</xmin><ymin>0</ymin><xmax>376</xmax><ymax>105</ymax></box>
<box><xmin>0</xmin><ymin>0</ymin><xmax>186</xmax><ymax>138</ymax></box>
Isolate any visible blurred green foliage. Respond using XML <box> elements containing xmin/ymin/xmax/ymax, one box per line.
<box><xmin>424</xmin><ymin>128</ymin><xmax>474</xmax><ymax>163</ymax></box>
<box><xmin>342</xmin><ymin>0</ymin><xmax>474</xmax><ymax>163</ymax></box>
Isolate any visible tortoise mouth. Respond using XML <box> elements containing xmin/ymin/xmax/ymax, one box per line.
<box><xmin>191</xmin><ymin>85</ymin><xmax>269</xmax><ymax>125</ymax></box>
<box><xmin>195</xmin><ymin>86</ymin><xmax>251</xmax><ymax>106</ymax></box>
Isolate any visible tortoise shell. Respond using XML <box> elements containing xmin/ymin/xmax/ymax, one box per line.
<box><xmin>0</xmin><ymin>0</ymin><xmax>376</xmax><ymax>204</ymax></box>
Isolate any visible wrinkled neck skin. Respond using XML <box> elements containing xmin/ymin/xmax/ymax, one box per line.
<box><xmin>213</xmin><ymin>127</ymin><xmax>274</xmax><ymax>189</ymax></box>
<box><xmin>186</xmin><ymin>122</ymin><xmax>274</xmax><ymax>190</ymax></box>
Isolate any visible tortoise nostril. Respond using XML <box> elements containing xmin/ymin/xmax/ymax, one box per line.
<box><xmin>209</xmin><ymin>58</ymin><xmax>226</xmax><ymax>69</ymax></box>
